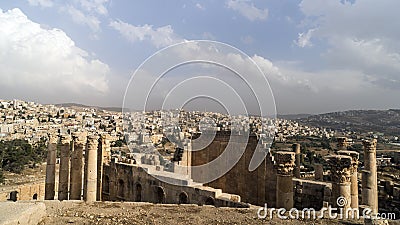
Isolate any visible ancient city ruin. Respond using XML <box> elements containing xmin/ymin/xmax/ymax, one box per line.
<box><xmin>33</xmin><ymin>131</ymin><xmax>385</xmax><ymax>215</ymax></box>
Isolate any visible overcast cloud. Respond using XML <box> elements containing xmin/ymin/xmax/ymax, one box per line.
<box><xmin>0</xmin><ymin>0</ymin><xmax>399</xmax><ymax>114</ymax></box>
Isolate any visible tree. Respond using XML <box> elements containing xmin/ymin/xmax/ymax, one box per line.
<box><xmin>0</xmin><ymin>139</ymin><xmax>47</xmax><ymax>174</ymax></box>
<box><xmin>0</xmin><ymin>168</ymin><xmax>3</xmax><ymax>184</ymax></box>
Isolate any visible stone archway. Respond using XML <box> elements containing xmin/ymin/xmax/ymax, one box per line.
<box><xmin>205</xmin><ymin>196</ymin><xmax>215</xmax><ymax>206</ymax></box>
<box><xmin>118</xmin><ymin>179</ymin><xmax>125</xmax><ymax>198</ymax></box>
<box><xmin>135</xmin><ymin>183</ymin><xmax>142</xmax><ymax>202</ymax></box>
<box><xmin>178</xmin><ymin>192</ymin><xmax>189</xmax><ymax>204</ymax></box>
<box><xmin>32</xmin><ymin>193</ymin><xmax>38</xmax><ymax>200</ymax></box>
<box><xmin>155</xmin><ymin>186</ymin><xmax>165</xmax><ymax>204</ymax></box>
<box><xmin>9</xmin><ymin>191</ymin><xmax>18</xmax><ymax>202</ymax></box>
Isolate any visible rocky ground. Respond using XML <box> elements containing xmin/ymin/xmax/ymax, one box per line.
<box><xmin>37</xmin><ymin>201</ymin><xmax>376</xmax><ymax>225</ymax></box>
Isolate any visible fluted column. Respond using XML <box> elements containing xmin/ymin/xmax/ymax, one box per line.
<box><xmin>45</xmin><ymin>134</ymin><xmax>58</xmax><ymax>200</ymax></box>
<box><xmin>58</xmin><ymin>134</ymin><xmax>71</xmax><ymax>201</ymax></box>
<box><xmin>338</xmin><ymin>150</ymin><xmax>359</xmax><ymax>209</ymax></box>
<box><xmin>362</xmin><ymin>139</ymin><xmax>378</xmax><ymax>214</ymax></box>
<box><xmin>84</xmin><ymin>135</ymin><xmax>98</xmax><ymax>202</ymax></box>
<box><xmin>292</xmin><ymin>143</ymin><xmax>301</xmax><ymax>178</ymax></box>
<box><xmin>326</xmin><ymin>155</ymin><xmax>352</xmax><ymax>210</ymax></box>
<box><xmin>275</xmin><ymin>151</ymin><xmax>296</xmax><ymax>210</ymax></box>
<box><xmin>69</xmin><ymin>133</ymin><xmax>85</xmax><ymax>200</ymax></box>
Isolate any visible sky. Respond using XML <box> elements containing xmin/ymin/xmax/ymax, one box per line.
<box><xmin>0</xmin><ymin>0</ymin><xmax>400</xmax><ymax>115</ymax></box>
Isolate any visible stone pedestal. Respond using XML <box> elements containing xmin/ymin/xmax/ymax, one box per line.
<box><xmin>314</xmin><ymin>164</ymin><xmax>324</xmax><ymax>181</ymax></box>
<box><xmin>338</xmin><ymin>150</ymin><xmax>359</xmax><ymax>209</ymax></box>
<box><xmin>361</xmin><ymin>139</ymin><xmax>378</xmax><ymax>214</ymax></box>
<box><xmin>326</xmin><ymin>155</ymin><xmax>352</xmax><ymax>210</ymax></box>
<box><xmin>58</xmin><ymin>135</ymin><xmax>71</xmax><ymax>201</ymax></box>
<box><xmin>292</xmin><ymin>144</ymin><xmax>301</xmax><ymax>178</ymax></box>
<box><xmin>84</xmin><ymin>135</ymin><xmax>98</xmax><ymax>202</ymax></box>
<box><xmin>45</xmin><ymin>134</ymin><xmax>58</xmax><ymax>200</ymax></box>
<box><xmin>69</xmin><ymin>133</ymin><xmax>85</xmax><ymax>200</ymax></box>
<box><xmin>275</xmin><ymin>151</ymin><xmax>295</xmax><ymax>210</ymax></box>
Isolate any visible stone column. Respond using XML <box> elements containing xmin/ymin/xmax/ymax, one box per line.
<box><xmin>45</xmin><ymin>134</ymin><xmax>58</xmax><ymax>200</ymax></box>
<box><xmin>96</xmin><ymin>134</ymin><xmax>109</xmax><ymax>201</ymax></box>
<box><xmin>314</xmin><ymin>164</ymin><xmax>324</xmax><ymax>181</ymax></box>
<box><xmin>326</xmin><ymin>155</ymin><xmax>352</xmax><ymax>210</ymax></box>
<box><xmin>337</xmin><ymin>137</ymin><xmax>348</xmax><ymax>150</ymax></box>
<box><xmin>69</xmin><ymin>133</ymin><xmax>85</xmax><ymax>200</ymax></box>
<box><xmin>58</xmin><ymin>134</ymin><xmax>71</xmax><ymax>201</ymax></box>
<box><xmin>292</xmin><ymin>143</ymin><xmax>301</xmax><ymax>178</ymax></box>
<box><xmin>84</xmin><ymin>135</ymin><xmax>98</xmax><ymax>202</ymax></box>
<box><xmin>362</xmin><ymin>139</ymin><xmax>378</xmax><ymax>214</ymax></box>
<box><xmin>338</xmin><ymin>150</ymin><xmax>359</xmax><ymax>209</ymax></box>
<box><xmin>275</xmin><ymin>151</ymin><xmax>296</xmax><ymax>210</ymax></box>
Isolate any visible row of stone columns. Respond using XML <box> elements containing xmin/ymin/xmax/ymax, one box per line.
<box><xmin>337</xmin><ymin>150</ymin><xmax>359</xmax><ymax>209</ymax></box>
<box><xmin>326</xmin><ymin>137</ymin><xmax>378</xmax><ymax>213</ymax></box>
<box><xmin>44</xmin><ymin>133</ymin><xmax>103</xmax><ymax>202</ymax></box>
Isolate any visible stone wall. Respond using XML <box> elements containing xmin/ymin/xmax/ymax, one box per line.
<box><xmin>191</xmin><ymin>131</ymin><xmax>277</xmax><ymax>207</ymax></box>
<box><xmin>0</xmin><ymin>182</ymin><xmax>45</xmax><ymax>201</ymax></box>
<box><xmin>102</xmin><ymin>161</ymin><xmax>248</xmax><ymax>208</ymax></box>
<box><xmin>378</xmin><ymin>179</ymin><xmax>400</xmax><ymax>217</ymax></box>
<box><xmin>293</xmin><ymin>178</ymin><xmax>331</xmax><ymax>210</ymax></box>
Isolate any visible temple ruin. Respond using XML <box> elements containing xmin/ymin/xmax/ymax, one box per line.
<box><xmin>0</xmin><ymin>131</ymin><xmax>380</xmax><ymax>217</ymax></box>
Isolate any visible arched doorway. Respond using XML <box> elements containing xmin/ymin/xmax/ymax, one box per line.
<box><xmin>32</xmin><ymin>193</ymin><xmax>38</xmax><ymax>200</ymax></box>
<box><xmin>178</xmin><ymin>192</ymin><xmax>189</xmax><ymax>204</ymax></box>
<box><xmin>9</xmin><ymin>191</ymin><xmax>18</xmax><ymax>202</ymax></box>
<box><xmin>156</xmin><ymin>186</ymin><xmax>165</xmax><ymax>204</ymax></box>
<box><xmin>135</xmin><ymin>183</ymin><xmax>142</xmax><ymax>202</ymax></box>
<box><xmin>118</xmin><ymin>179</ymin><xmax>125</xmax><ymax>198</ymax></box>
<box><xmin>205</xmin><ymin>197</ymin><xmax>215</xmax><ymax>206</ymax></box>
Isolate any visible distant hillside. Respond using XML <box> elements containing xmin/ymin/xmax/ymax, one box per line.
<box><xmin>297</xmin><ymin>109</ymin><xmax>400</xmax><ymax>136</ymax></box>
<box><xmin>277</xmin><ymin>114</ymin><xmax>312</xmax><ymax>120</ymax></box>
<box><xmin>55</xmin><ymin>103</ymin><xmax>124</xmax><ymax>112</ymax></box>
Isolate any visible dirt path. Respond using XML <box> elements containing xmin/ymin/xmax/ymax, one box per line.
<box><xmin>39</xmin><ymin>201</ymin><xmax>364</xmax><ymax>225</ymax></box>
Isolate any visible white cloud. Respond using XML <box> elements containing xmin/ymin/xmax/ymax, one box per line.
<box><xmin>63</xmin><ymin>5</ymin><xmax>101</xmax><ymax>32</ymax></box>
<box><xmin>297</xmin><ymin>0</ymin><xmax>400</xmax><ymax>91</ymax></box>
<box><xmin>195</xmin><ymin>3</ymin><xmax>205</xmax><ymax>10</ymax></box>
<box><xmin>76</xmin><ymin>0</ymin><xmax>110</xmax><ymax>15</ymax></box>
<box><xmin>27</xmin><ymin>0</ymin><xmax>53</xmax><ymax>8</ymax></box>
<box><xmin>109</xmin><ymin>20</ymin><xmax>185</xmax><ymax>48</ymax></box>
<box><xmin>295</xmin><ymin>28</ymin><xmax>315</xmax><ymax>48</ymax></box>
<box><xmin>0</xmin><ymin>8</ymin><xmax>109</xmax><ymax>102</ymax></box>
<box><xmin>226</xmin><ymin>0</ymin><xmax>268</xmax><ymax>21</ymax></box>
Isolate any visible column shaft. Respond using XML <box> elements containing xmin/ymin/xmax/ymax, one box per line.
<box><xmin>292</xmin><ymin>144</ymin><xmax>301</xmax><ymax>178</ymax></box>
<box><xmin>58</xmin><ymin>135</ymin><xmax>71</xmax><ymax>201</ymax></box>
<box><xmin>361</xmin><ymin>139</ymin><xmax>378</xmax><ymax>214</ymax></box>
<box><xmin>45</xmin><ymin>135</ymin><xmax>57</xmax><ymax>200</ymax></box>
<box><xmin>275</xmin><ymin>151</ymin><xmax>295</xmax><ymax>210</ymax></box>
<box><xmin>314</xmin><ymin>164</ymin><xmax>323</xmax><ymax>181</ymax></box>
<box><xmin>84</xmin><ymin>135</ymin><xmax>98</xmax><ymax>202</ymax></box>
<box><xmin>70</xmin><ymin>133</ymin><xmax>85</xmax><ymax>200</ymax></box>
